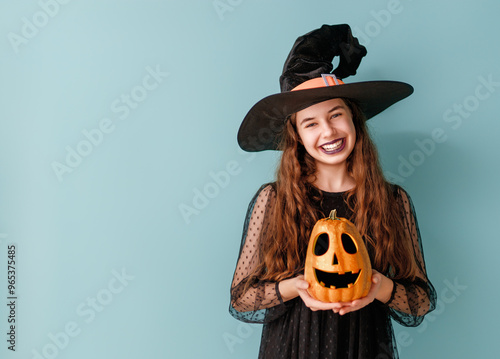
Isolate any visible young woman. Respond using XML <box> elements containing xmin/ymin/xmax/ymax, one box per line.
<box><xmin>230</xmin><ymin>24</ymin><xmax>436</xmax><ymax>359</ymax></box>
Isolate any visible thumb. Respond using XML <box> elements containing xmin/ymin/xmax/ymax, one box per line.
<box><xmin>296</xmin><ymin>278</ymin><xmax>310</xmax><ymax>289</ymax></box>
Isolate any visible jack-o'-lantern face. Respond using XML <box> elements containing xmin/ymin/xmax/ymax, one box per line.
<box><xmin>304</xmin><ymin>210</ymin><xmax>372</xmax><ymax>302</ymax></box>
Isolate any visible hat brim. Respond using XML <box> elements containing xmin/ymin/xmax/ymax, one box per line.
<box><xmin>237</xmin><ymin>81</ymin><xmax>413</xmax><ymax>152</ymax></box>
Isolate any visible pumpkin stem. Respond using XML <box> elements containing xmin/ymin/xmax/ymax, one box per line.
<box><xmin>329</xmin><ymin>209</ymin><xmax>339</xmax><ymax>220</ymax></box>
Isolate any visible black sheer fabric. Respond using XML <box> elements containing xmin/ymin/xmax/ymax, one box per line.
<box><xmin>229</xmin><ymin>183</ymin><xmax>436</xmax><ymax>358</ymax></box>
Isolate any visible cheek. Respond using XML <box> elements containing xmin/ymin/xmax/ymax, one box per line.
<box><xmin>346</xmin><ymin>120</ymin><xmax>356</xmax><ymax>138</ymax></box>
<box><xmin>297</xmin><ymin>130</ymin><xmax>315</xmax><ymax>148</ymax></box>
<box><xmin>346</xmin><ymin>124</ymin><xmax>356</xmax><ymax>149</ymax></box>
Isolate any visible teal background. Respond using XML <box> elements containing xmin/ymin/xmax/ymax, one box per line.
<box><xmin>0</xmin><ymin>0</ymin><xmax>498</xmax><ymax>358</ymax></box>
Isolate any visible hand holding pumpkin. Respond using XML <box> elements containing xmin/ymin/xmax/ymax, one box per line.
<box><xmin>288</xmin><ymin>270</ymin><xmax>393</xmax><ymax>314</ymax></box>
<box><xmin>293</xmin><ymin>275</ymin><xmax>344</xmax><ymax>312</ymax></box>
<box><xmin>333</xmin><ymin>269</ymin><xmax>394</xmax><ymax>315</ymax></box>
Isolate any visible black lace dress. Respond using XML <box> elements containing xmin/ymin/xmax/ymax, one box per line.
<box><xmin>229</xmin><ymin>183</ymin><xmax>436</xmax><ymax>359</ymax></box>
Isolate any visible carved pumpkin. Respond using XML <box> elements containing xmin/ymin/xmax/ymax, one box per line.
<box><xmin>304</xmin><ymin>210</ymin><xmax>372</xmax><ymax>302</ymax></box>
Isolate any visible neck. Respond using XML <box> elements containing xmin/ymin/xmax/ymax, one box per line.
<box><xmin>312</xmin><ymin>162</ymin><xmax>355</xmax><ymax>193</ymax></box>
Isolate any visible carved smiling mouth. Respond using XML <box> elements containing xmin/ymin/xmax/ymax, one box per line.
<box><xmin>314</xmin><ymin>268</ymin><xmax>360</xmax><ymax>289</ymax></box>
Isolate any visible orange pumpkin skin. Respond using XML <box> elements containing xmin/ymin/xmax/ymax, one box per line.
<box><xmin>304</xmin><ymin>210</ymin><xmax>372</xmax><ymax>303</ymax></box>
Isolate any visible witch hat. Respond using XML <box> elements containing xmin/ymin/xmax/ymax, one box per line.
<box><xmin>237</xmin><ymin>24</ymin><xmax>413</xmax><ymax>152</ymax></box>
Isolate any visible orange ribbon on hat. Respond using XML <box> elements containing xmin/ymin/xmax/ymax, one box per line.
<box><xmin>292</xmin><ymin>74</ymin><xmax>345</xmax><ymax>91</ymax></box>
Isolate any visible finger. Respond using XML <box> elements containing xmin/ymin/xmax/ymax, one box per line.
<box><xmin>338</xmin><ymin>304</ymin><xmax>352</xmax><ymax>315</ymax></box>
<box><xmin>339</xmin><ymin>307</ymin><xmax>354</xmax><ymax>315</ymax></box>
<box><xmin>339</xmin><ymin>301</ymin><xmax>363</xmax><ymax>315</ymax></box>
<box><xmin>330</xmin><ymin>304</ymin><xmax>344</xmax><ymax>311</ymax></box>
<box><xmin>311</xmin><ymin>301</ymin><xmax>341</xmax><ymax>311</ymax></box>
<box><xmin>299</xmin><ymin>292</ymin><xmax>342</xmax><ymax>311</ymax></box>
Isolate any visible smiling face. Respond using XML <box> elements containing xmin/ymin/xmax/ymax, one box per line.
<box><xmin>295</xmin><ymin>98</ymin><xmax>356</xmax><ymax>171</ymax></box>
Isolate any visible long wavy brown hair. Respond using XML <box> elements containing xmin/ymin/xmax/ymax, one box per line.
<box><xmin>252</xmin><ymin>98</ymin><xmax>418</xmax><ymax>284</ymax></box>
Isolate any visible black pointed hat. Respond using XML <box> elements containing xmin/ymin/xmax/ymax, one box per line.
<box><xmin>237</xmin><ymin>24</ymin><xmax>413</xmax><ymax>152</ymax></box>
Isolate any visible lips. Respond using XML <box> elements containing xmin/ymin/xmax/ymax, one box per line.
<box><xmin>320</xmin><ymin>138</ymin><xmax>345</xmax><ymax>154</ymax></box>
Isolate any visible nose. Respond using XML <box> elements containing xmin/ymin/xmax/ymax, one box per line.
<box><xmin>321</xmin><ymin>120</ymin><xmax>337</xmax><ymax>137</ymax></box>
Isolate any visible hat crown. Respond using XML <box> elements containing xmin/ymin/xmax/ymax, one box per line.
<box><xmin>279</xmin><ymin>24</ymin><xmax>367</xmax><ymax>92</ymax></box>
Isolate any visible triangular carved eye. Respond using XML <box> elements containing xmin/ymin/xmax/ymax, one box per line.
<box><xmin>341</xmin><ymin>233</ymin><xmax>357</xmax><ymax>254</ymax></box>
<box><xmin>314</xmin><ymin>233</ymin><xmax>329</xmax><ymax>256</ymax></box>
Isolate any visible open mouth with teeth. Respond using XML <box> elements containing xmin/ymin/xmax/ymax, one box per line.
<box><xmin>314</xmin><ymin>268</ymin><xmax>360</xmax><ymax>289</ymax></box>
<box><xmin>320</xmin><ymin>138</ymin><xmax>345</xmax><ymax>154</ymax></box>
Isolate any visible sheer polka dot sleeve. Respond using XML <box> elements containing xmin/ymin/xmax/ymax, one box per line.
<box><xmin>229</xmin><ymin>184</ymin><xmax>290</xmax><ymax>323</ymax></box>
<box><xmin>386</xmin><ymin>186</ymin><xmax>437</xmax><ymax>327</ymax></box>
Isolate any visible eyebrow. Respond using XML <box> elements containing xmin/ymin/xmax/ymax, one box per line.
<box><xmin>298</xmin><ymin>105</ymin><xmax>345</xmax><ymax>126</ymax></box>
